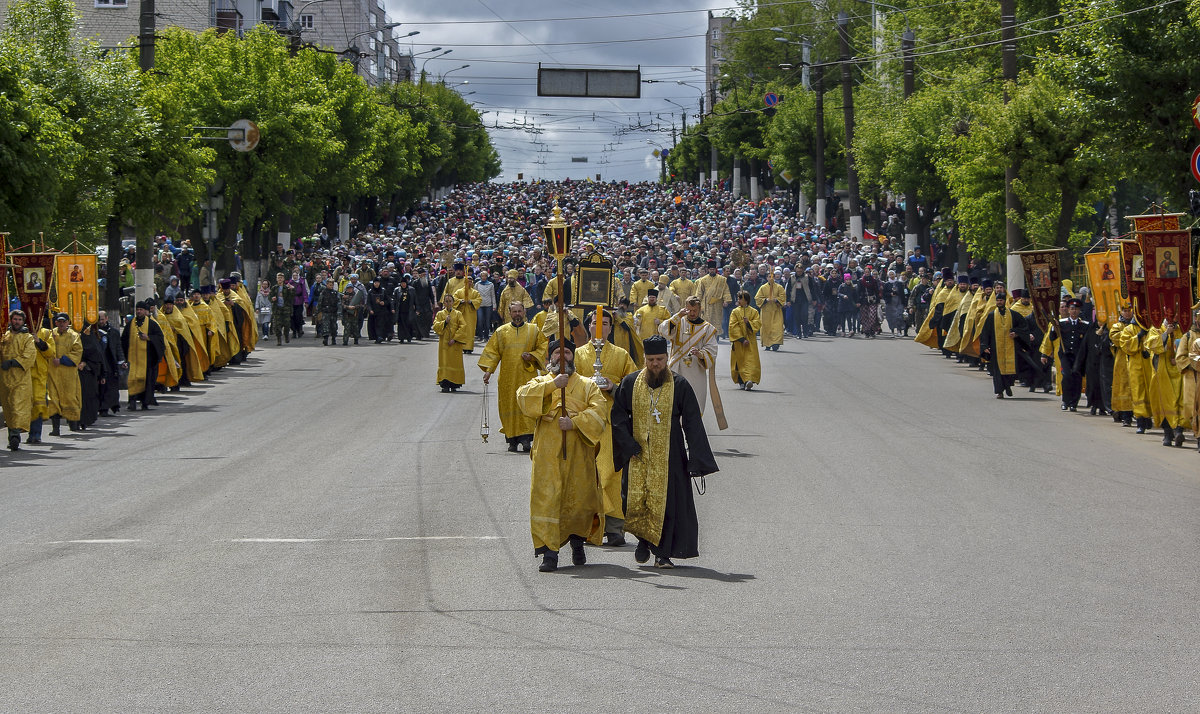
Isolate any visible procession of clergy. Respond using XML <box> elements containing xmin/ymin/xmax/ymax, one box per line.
<box><xmin>436</xmin><ymin>265</ymin><xmax>731</xmax><ymax>571</ymax></box>
<box><xmin>0</xmin><ymin>274</ymin><xmax>262</xmax><ymax>452</ymax></box>
<box><xmin>914</xmin><ymin>266</ymin><xmax>1200</xmax><ymax>450</ymax></box>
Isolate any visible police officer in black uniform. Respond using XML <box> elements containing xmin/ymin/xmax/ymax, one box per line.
<box><xmin>1057</xmin><ymin>297</ymin><xmax>1089</xmax><ymax>412</ymax></box>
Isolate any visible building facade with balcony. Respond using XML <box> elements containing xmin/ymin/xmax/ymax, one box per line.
<box><xmin>0</xmin><ymin>0</ymin><xmax>417</xmax><ymax>85</ymax></box>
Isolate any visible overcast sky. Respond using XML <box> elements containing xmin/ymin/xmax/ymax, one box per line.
<box><xmin>387</xmin><ymin>1</ymin><xmax>735</xmax><ymax>183</ymax></box>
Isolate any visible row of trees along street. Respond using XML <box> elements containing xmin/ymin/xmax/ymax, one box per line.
<box><xmin>669</xmin><ymin>0</ymin><xmax>1200</xmax><ymax>274</ymax></box>
<box><xmin>0</xmin><ymin>0</ymin><xmax>500</xmax><ymax>306</ymax></box>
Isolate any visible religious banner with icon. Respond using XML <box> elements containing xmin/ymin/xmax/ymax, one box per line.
<box><xmin>575</xmin><ymin>252</ymin><xmax>614</xmax><ymax>308</ymax></box>
<box><xmin>1013</xmin><ymin>249</ymin><xmax>1064</xmax><ymax>331</ymax></box>
<box><xmin>55</xmin><ymin>253</ymin><xmax>99</xmax><ymax>331</ymax></box>
<box><xmin>1138</xmin><ymin>228</ymin><xmax>1193</xmax><ymax>331</ymax></box>
<box><xmin>1118</xmin><ymin>240</ymin><xmax>1148</xmax><ymax>325</ymax></box>
<box><xmin>11</xmin><ymin>253</ymin><xmax>58</xmax><ymax>328</ymax></box>
<box><xmin>1083</xmin><ymin>249</ymin><xmax>1122</xmax><ymax>325</ymax></box>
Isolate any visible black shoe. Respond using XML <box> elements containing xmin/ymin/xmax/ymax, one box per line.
<box><xmin>1068</xmin><ymin>406</ymin><xmax>1076</xmax><ymax>412</ymax></box>
<box><xmin>1060</xmin><ymin>404</ymin><xmax>1068</xmax><ymax>411</ymax></box>
<box><xmin>1175</xmin><ymin>429</ymin><xmax>1186</xmax><ymax>448</ymax></box>
<box><xmin>538</xmin><ymin>553</ymin><xmax>558</xmax><ymax>572</ymax></box>
<box><xmin>654</xmin><ymin>557</ymin><xmax>675</xmax><ymax>569</ymax></box>
<box><xmin>354</xmin><ymin>338</ymin><xmax>359</xmax><ymax>345</ymax></box>
<box><xmin>1135</xmin><ymin>426</ymin><xmax>1146</xmax><ymax>434</ymax></box>
<box><xmin>604</xmin><ymin>533</ymin><xmax>626</xmax><ymax>547</ymax></box>
<box><xmin>1005</xmin><ymin>387</ymin><xmax>1013</xmax><ymax>397</ymax></box>
<box><xmin>508</xmin><ymin>442</ymin><xmax>518</xmax><ymax>452</ymax></box>
<box><xmin>323</xmin><ymin>337</ymin><xmax>328</xmax><ymax>345</ymax></box>
<box><xmin>440</xmin><ymin>386</ymin><xmax>450</xmax><ymax>393</ymax></box>
<box><xmin>634</xmin><ymin>540</ymin><xmax>650</xmax><ymax>564</ymax></box>
<box><xmin>571</xmin><ymin>541</ymin><xmax>586</xmax><ymax>567</ymax></box>
<box><xmin>8</xmin><ymin>434</ymin><xmax>19</xmax><ymax>451</ymax></box>
<box><xmin>26</xmin><ymin>437</ymin><xmax>40</xmax><ymax>445</ymax></box>
<box><xmin>1163</xmin><ymin>428</ymin><xmax>1174</xmax><ymax>447</ymax></box>
<box><xmin>141</xmin><ymin>404</ymin><xmax>152</xmax><ymax>411</ymax></box>
<box><xmin>1090</xmin><ymin>407</ymin><xmax>1098</xmax><ymax>416</ymax></box>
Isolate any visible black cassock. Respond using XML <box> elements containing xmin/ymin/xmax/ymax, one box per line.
<box><xmin>97</xmin><ymin>323</ymin><xmax>124</xmax><ymax>411</ymax></box>
<box><xmin>611</xmin><ymin>371</ymin><xmax>719</xmax><ymax>560</ymax></box>
<box><xmin>78</xmin><ymin>331</ymin><xmax>108</xmax><ymax>427</ymax></box>
<box><xmin>121</xmin><ymin>316</ymin><xmax>165</xmax><ymax>407</ymax></box>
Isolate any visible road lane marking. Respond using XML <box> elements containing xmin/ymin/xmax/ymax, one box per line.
<box><xmin>14</xmin><ymin>536</ymin><xmax>506</xmax><ymax>547</ymax></box>
<box><xmin>45</xmin><ymin>539</ymin><xmax>145</xmax><ymax>544</ymax></box>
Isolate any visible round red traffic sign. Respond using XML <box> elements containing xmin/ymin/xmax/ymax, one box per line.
<box><xmin>1191</xmin><ymin>145</ymin><xmax>1200</xmax><ymax>184</ymax></box>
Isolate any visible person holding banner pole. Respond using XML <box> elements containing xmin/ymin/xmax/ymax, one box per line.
<box><xmin>1146</xmin><ymin>318</ymin><xmax>1186</xmax><ymax>447</ymax></box>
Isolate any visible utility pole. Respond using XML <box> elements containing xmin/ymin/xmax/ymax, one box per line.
<box><xmin>814</xmin><ymin>63</ymin><xmax>826</xmax><ymax>229</ymax></box>
<box><xmin>837</xmin><ymin>12</ymin><xmax>862</xmax><ymax>240</ymax></box>
<box><xmin>1001</xmin><ymin>0</ymin><xmax>1023</xmax><ymax>287</ymax></box>
<box><xmin>709</xmin><ymin>83</ymin><xmax>718</xmax><ymax>187</ymax></box>
<box><xmin>902</xmin><ymin>29</ymin><xmax>920</xmax><ymax>256</ymax></box>
<box><xmin>135</xmin><ymin>0</ymin><xmax>155</xmax><ymax>304</ymax></box>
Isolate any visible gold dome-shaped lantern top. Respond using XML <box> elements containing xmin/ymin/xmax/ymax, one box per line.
<box><xmin>542</xmin><ymin>200</ymin><xmax>571</xmax><ymax>261</ymax></box>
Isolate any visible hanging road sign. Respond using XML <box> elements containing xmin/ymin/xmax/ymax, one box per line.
<box><xmin>764</xmin><ymin>92</ymin><xmax>779</xmax><ymax>107</ymax></box>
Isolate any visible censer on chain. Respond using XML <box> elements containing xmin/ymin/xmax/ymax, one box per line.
<box><xmin>480</xmin><ymin>379</ymin><xmax>490</xmax><ymax>443</ymax></box>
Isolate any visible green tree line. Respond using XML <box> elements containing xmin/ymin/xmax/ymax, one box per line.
<box><xmin>669</xmin><ymin>0</ymin><xmax>1200</xmax><ymax>268</ymax></box>
<box><xmin>0</xmin><ymin>0</ymin><xmax>499</xmax><ymax>269</ymax></box>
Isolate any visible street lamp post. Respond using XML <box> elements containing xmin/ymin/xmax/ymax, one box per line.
<box><xmin>837</xmin><ymin>11</ymin><xmax>862</xmax><ymax>240</ymax></box>
<box><xmin>419</xmin><ymin>49</ymin><xmax>452</xmax><ymax>83</ymax></box>
<box><xmin>439</xmin><ymin>64</ymin><xmax>470</xmax><ymax>85</ymax></box>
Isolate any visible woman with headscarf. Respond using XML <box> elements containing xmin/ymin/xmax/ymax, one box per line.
<box><xmin>837</xmin><ymin>272</ymin><xmax>858</xmax><ymax>337</ymax></box>
<box><xmin>882</xmin><ymin>269</ymin><xmax>909</xmax><ymax>337</ymax></box>
<box><xmin>857</xmin><ymin>266</ymin><xmax>883</xmax><ymax>338</ymax></box>
<box><xmin>254</xmin><ymin>280</ymin><xmax>272</xmax><ymax>342</ymax></box>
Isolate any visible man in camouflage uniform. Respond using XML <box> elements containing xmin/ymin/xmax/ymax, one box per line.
<box><xmin>269</xmin><ymin>272</ymin><xmax>295</xmax><ymax>346</ymax></box>
<box><xmin>341</xmin><ymin>283</ymin><xmax>364</xmax><ymax>345</ymax></box>
<box><xmin>316</xmin><ymin>277</ymin><xmax>340</xmax><ymax>346</ymax></box>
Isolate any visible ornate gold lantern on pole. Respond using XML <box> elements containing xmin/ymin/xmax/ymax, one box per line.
<box><xmin>543</xmin><ymin>202</ymin><xmax>572</xmax><ymax>457</ymax></box>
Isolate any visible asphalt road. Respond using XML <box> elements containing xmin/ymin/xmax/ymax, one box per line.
<box><xmin>2</xmin><ymin>327</ymin><xmax>1198</xmax><ymax>712</ymax></box>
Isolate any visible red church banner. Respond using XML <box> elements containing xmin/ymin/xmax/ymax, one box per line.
<box><xmin>1138</xmin><ymin>229</ymin><xmax>1193</xmax><ymax>332</ymax></box>
<box><xmin>1014</xmin><ymin>249</ymin><xmax>1063</xmax><ymax>331</ymax></box>
<box><xmin>11</xmin><ymin>253</ymin><xmax>58</xmax><ymax>329</ymax></box>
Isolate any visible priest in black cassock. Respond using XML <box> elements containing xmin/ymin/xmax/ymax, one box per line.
<box><xmin>122</xmin><ymin>301</ymin><xmax>165</xmax><ymax>411</ymax></box>
<box><xmin>611</xmin><ymin>335</ymin><xmax>718</xmax><ymax>569</ymax></box>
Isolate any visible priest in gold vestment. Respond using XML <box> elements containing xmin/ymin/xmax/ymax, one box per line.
<box><xmin>611</xmin><ymin>336</ymin><xmax>718</xmax><ymax>569</ymax></box>
<box><xmin>479</xmin><ymin>301</ymin><xmax>547</xmax><ymax>453</ymax></box>
<box><xmin>516</xmin><ymin>339</ymin><xmax>608</xmax><ymax>573</ymax></box>
<box><xmin>575</xmin><ymin>310</ymin><xmax>638</xmax><ymax>546</ymax></box>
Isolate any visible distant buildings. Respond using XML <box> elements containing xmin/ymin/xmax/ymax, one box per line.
<box><xmin>705</xmin><ymin>10</ymin><xmax>734</xmax><ymax>113</ymax></box>
<box><xmin>0</xmin><ymin>0</ymin><xmax>418</xmax><ymax>85</ymax></box>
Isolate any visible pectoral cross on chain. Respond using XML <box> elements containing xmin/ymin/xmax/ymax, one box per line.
<box><xmin>651</xmin><ymin>407</ymin><xmax>662</xmax><ymax>424</ymax></box>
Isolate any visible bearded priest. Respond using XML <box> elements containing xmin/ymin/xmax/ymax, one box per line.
<box><xmin>611</xmin><ymin>335</ymin><xmax>718</xmax><ymax>569</ymax></box>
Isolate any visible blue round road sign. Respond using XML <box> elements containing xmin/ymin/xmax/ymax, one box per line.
<box><xmin>764</xmin><ymin>92</ymin><xmax>779</xmax><ymax>107</ymax></box>
<box><xmin>1191</xmin><ymin>145</ymin><xmax>1200</xmax><ymax>185</ymax></box>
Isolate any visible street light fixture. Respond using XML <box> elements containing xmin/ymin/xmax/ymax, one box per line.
<box><xmin>413</xmin><ymin>46</ymin><xmax>443</xmax><ymax>56</ymax></box>
<box><xmin>420</xmin><ymin>49</ymin><xmax>452</xmax><ymax>83</ymax></box>
<box><xmin>440</xmin><ymin>63</ymin><xmax>470</xmax><ymax>85</ymax></box>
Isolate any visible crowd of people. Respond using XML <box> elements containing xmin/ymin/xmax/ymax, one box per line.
<box><xmin>5</xmin><ymin>178</ymin><xmax>1195</xmax><ymax>567</ymax></box>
